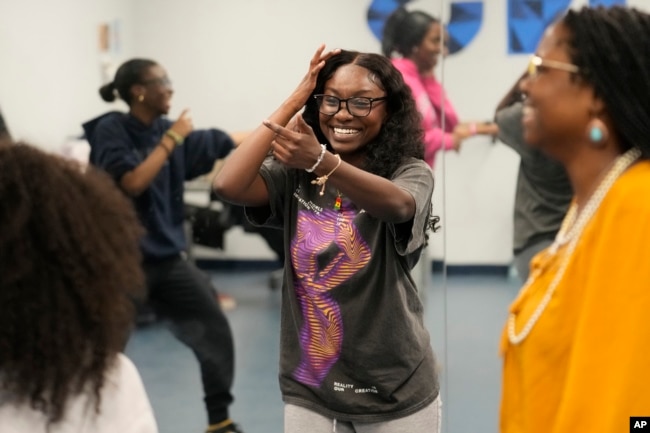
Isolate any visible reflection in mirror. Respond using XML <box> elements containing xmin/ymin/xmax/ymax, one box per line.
<box><xmin>379</xmin><ymin>3</ymin><xmax>452</xmax><ymax>431</ymax></box>
<box><xmin>375</xmin><ymin>0</ymin><xmax>506</xmax><ymax>430</ymax></box>
<box><xmin>438</xmin><ymin>1</ymin><xmax>520</xmax><ymax>432</ymax></box>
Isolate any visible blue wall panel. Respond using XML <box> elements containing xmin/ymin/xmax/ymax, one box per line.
<box><xmin>367</xmin><ymin>0</ymin><xmax>628</xmax><ymax>56</ymax></box>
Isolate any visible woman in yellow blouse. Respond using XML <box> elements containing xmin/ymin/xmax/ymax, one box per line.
<box><xmin>500</xmin><ymin>6</ymin><xmax>650</xmax><ymax>433</ymax></box>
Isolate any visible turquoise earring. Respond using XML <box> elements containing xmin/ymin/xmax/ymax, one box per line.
<box><xmin>589</xmin><ymin>125</ymin><xmax>604</xmax><ymax>143</ymax></box>
<box><xmin>587</xmin><ymin>118</ymin><xmax>608</xmax><ymax>146</ymax></box>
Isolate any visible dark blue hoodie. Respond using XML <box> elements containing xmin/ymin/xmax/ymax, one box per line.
<box><xmin>83</xmin><ymin>112</ymin><xmax>234</xmax><ymax>261</ymax></box>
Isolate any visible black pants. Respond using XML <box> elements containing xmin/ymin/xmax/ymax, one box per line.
<box><xmin>143</xmin><ymin>256</ymin><xmax>235</xmax><ymax>424</ymax></box>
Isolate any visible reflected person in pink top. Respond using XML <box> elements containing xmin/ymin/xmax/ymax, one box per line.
<box><xmin>382</xmin><ymin>7</ymin><xmax>498</xmax><ymax>167</ymax></box>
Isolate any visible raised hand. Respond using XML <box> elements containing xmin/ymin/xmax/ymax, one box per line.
<box><xmin>171</xmin><ymin>109</ymin><xmax>194</xmax><ymax>138</ymax></box>
<box><xmin>286</xmin><ymin>45</ymin><xmax>341</xmax><ymax>110</ymax></box>
<box><xmin>263</xmin><ymin>114</ymin><xmax>323</xmax><ymax>170</ymax></box>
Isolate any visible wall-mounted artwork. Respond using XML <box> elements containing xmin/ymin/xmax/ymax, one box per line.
<box><xmin>97</xmin><ymin>19</ymin><xmax>122</xmax><ymax>83</ymax></box>
<box><xmin>508</xmin><ymin>0</ymin><xmax>626</xmax><ymax>54</ymax></box>
<box><xmin>366</xmin><ymin>0</ymin><xmax>627</xmax><ymax>55</ymax></box>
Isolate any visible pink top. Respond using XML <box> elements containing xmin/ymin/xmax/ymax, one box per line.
<box><xmin>392</xmin><ymin>58</ymin><xmax>459</xmax><ymax>167</ymax></box>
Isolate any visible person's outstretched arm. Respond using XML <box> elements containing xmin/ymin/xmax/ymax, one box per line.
<box><xmin>119</xmin><ymin>110</ymin><xmax>193</xmax><ymax>196</ymax></box>
<box><xmin>213</xmin><ymin>45</ymin><xmax>338</xmax><ymax>207</ymax></box>
<box><xmin>216</xmin><ymin>46</ymin><xmax>419</xmax><ymax>224</ymax></box>
<box><xmin>261</xmin><ymin>115</ymin><xmax>421</xmax><ymax>223</ymax></box>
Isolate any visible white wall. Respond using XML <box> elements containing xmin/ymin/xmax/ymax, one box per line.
<box><xmin>0</xmin><ymin>0</ymin><xmax>135</xmax><ymax>148</ymax></box>
<box><xmin>439</xmin><ymin>1</ymin><xmax>523</xmax><ymax>265</ymax></box>
<box><xmin>1</xmin><ymin>0</ymin><xmax>647</xmax><ymax>266</ymax></box>
<box><xmin>130</xmin><ymin>0</ymin><xmax>444</xmax><ymax>131</ymax></box>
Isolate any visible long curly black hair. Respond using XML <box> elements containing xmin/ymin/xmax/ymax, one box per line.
<box><xmin>302</xmin><ymin>49</ymin><xmax>425</xmax><ymax>180</ymax></box>
<box><xmin>0</xmin><ymin>143</ymin><xmax>144</xmax><ymax>424</ymax></box>
<box><xmin>302</xmin><ymin>50</ymin><xmax>439</xmax><ymax>233</ymax></box>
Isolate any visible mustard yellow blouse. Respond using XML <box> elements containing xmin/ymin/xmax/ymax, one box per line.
<box><xmin>500</xmin><ymin>161</ymin><xmax>650</xmax><ymax>433</ymax></box>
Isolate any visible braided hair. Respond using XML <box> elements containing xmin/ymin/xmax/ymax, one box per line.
<box><xmin>562</xmin><ymin>6</ymin><xmax>650</xmax><ymax>157</ymax></box>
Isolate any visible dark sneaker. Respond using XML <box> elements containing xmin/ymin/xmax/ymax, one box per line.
<box><xmin>206</xmin><ymin>421</ymin><xmax>244</xmax><ymax>433</ymax></box>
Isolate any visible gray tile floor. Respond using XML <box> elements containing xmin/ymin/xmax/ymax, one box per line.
<box><xmin>125</xmin><ymin>269</ymin><xmax>521</xmax><ymax>433</ymax></box>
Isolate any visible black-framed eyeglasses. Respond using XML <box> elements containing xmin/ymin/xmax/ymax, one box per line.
<box><xmin>314</xmin><ymin>94</ymin><xmax>387</xmax><ymax>117</ymax></box>
<box><xmin>141</xmin><ymin>76</ymin><xmax>172</xmax><ymax>87</ymax></box>
<box><xmin>527</xmin><ymin>55</ymin><xmax>580</xmax><ymax>79</ymax></box>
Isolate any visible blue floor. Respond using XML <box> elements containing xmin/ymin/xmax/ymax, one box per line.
<box><xmin>125</xmin><ymin>269</ymin><xmax>521</xmax><ymax>433</ymax></box>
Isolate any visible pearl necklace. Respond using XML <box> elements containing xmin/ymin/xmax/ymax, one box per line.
<box><xmin>508</xmin><ymin>147</ymin><xmax>642</xmax><ymax>345</ymax></box>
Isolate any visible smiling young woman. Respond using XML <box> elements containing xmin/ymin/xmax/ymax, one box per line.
<box><xmin>214</xmin><ymin>46</ymin><xmax>441</xmax><ymax>433</ymax></box>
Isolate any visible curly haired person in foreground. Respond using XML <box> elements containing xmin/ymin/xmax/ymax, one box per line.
<box><xmin>0</xmin><ymin>143</ymin><xmax>157</xmax><ymax>433</ymax></box>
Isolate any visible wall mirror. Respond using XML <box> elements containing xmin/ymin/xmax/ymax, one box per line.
<box><xmin>423</xmin><ymin>2</ymin><xmax>519</xmax><ymax>432</ymax></box>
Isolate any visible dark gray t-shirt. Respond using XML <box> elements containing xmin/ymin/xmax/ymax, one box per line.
<box><xmin>246</xmin><ymin>157</ymin><xmax>438</xmax><ymax>422</ymax></box>
<box><xmin>495</xmin><ymin>102</ymin><xmax>572</xmax><ymax>253</ymax></box>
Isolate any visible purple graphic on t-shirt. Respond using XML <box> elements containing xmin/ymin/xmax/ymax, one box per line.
<box><xmin>290</xmin><ymin>206</ymin><xmax>371</xmax><ymax>387</ymax></box>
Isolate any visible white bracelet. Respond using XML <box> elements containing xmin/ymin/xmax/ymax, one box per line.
<box><xmin>305</xmin><ymin>144</ymin><xmax>326</xmax><ymax>173</ymax></box>
<box><xmin>311</xmin><ymin>154</ymin><xmax>342</xmax><ymax>196</ymax></box>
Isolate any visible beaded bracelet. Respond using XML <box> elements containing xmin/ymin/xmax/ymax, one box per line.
<box><xmin>165</xmin><ymin>129</ymin><xmax>184</xmax><ymax>146</ymax></box>
<box><xmin>305</xmin><ymin>144</ymin><xmax>326</xmax><ymax>173</ymax></box>
<box><xmin>311</xmin><ymin>154</ymin><xmax>342</xmax><ymax>196</ymax></box>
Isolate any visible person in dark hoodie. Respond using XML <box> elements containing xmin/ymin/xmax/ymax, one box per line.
<box><xmin>82</xmin><ymin>58</ymin><xmax>244</xmax><ymax>433</ymax></box>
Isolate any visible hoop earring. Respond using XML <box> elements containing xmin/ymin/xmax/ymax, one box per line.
<box><xmin>586</xmin><ymin>117</ymin><xmax>608</xmax><ymax>147</ymax></box>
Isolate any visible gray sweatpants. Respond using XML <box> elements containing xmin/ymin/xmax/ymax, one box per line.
<box><xmin>284</xmin><ymin>396</ymin><xmax>441</xmax><ymax>433</ymax></box>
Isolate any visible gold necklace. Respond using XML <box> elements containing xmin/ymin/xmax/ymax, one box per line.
<box><xmin>508</xmin><ymin>148</ymin><xmax>642</xmax><ymax>345</ymax></box>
